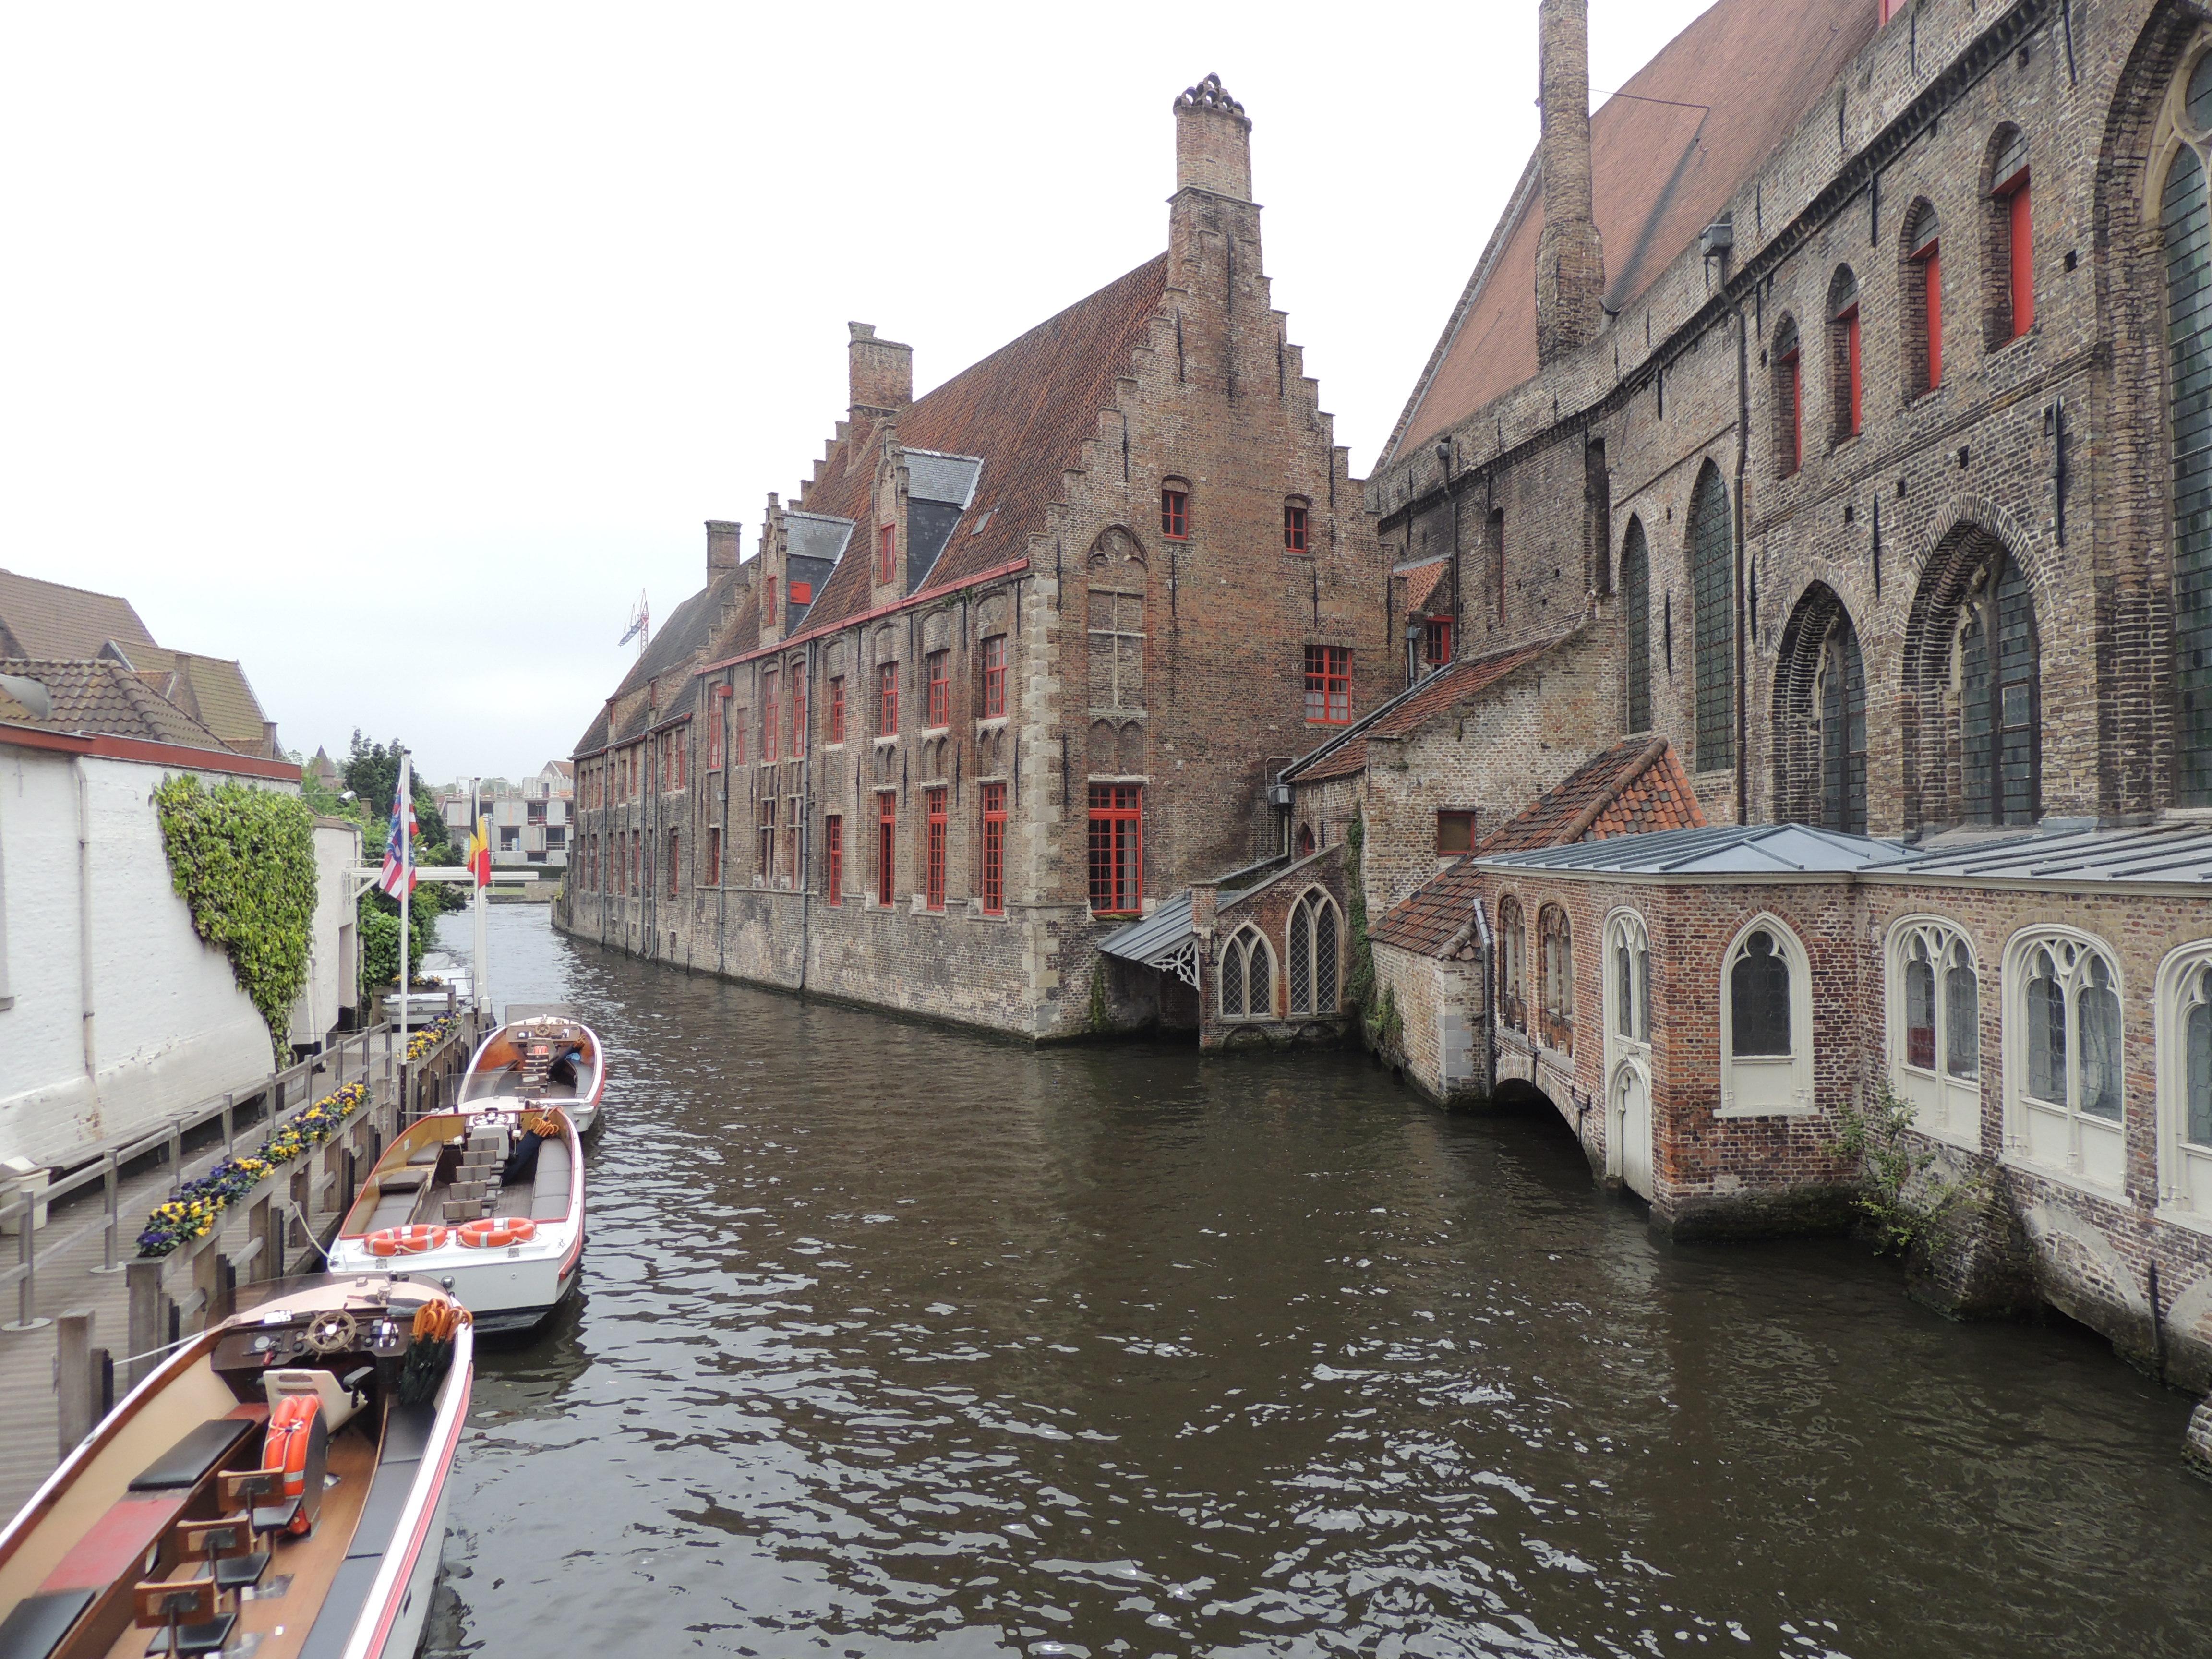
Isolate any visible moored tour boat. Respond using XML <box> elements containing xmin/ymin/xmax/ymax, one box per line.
<box><xmin>456</xmin><ymin>1008</ymin><xmax>605</xmax><ymax>1136</ymax></box>
<box><xmin>325</xmin><ymin>1095</ymin><xmax>585</xmax><ymax>1334</ymax></box>
<box><xmin>0</xmin><ymin>1274</ymin><xmax>472</xmax><ymax>1659</ymax></box>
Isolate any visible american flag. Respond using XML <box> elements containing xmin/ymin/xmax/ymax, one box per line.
<box><xmin>375</xmin><ymin>789</ymin><xmax>418</xmax><ymax>896</ymax></box>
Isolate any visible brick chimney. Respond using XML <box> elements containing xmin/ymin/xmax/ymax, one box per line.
<box><xmin>1535</xmin><ymin>0</ymin><xmax>1606</xmax><ymax>364</ymax></box>
<box><xmin>706</xmin><ymin>519</ymin><xmax>741</xmax><ymax>578</ymax></box>
<box><xmin>1173</xmin><ymin>73</ymin><xmax>1251</xmax><ymax>200</ymax></box>
<box><xmin>848</xmin><ymin>323</ymin><xmax>913</xmax><ymax>421</ymax></box>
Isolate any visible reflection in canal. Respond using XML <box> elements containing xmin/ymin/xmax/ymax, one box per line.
<box><xmin>428</xmin><ymin>906</ymin><xmax>2211</xmax><ymax>1658</ymax></box>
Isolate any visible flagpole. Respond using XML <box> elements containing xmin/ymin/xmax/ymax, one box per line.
<box><xmin>471</xmin><ymin>775</ymin><xmax>489</xmax><ymax>1021</ymax></box>
<box><xmin>396</xmin><ymin>749</ymin><xmax>410</xmax><ymax>1101</ymax></box>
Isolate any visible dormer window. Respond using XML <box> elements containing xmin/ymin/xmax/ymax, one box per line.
<box><xmin>1284</xmin><ymin>500</ymin><xmax>1310</xmax><ymax>554</ymax></box>
<box><xmin>1161</xmin><ymin>482</ymin><xmax>1190</xmax><ymax>541</ymax></box>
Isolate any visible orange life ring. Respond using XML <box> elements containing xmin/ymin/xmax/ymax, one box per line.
<box><xmin>456</xmin><ymin>1216</ymin><xmax>536</xmax><ymax>1249</ymax></box>
<box><xmin>366</xmin><ymin>1225</ymin><xmax>448</xmax><ymax>1257</ymax></box>
<box><xmin>261</xmin><ymin>1394</ymin><xmax>319</xmax><ymax>1534</ymax></box>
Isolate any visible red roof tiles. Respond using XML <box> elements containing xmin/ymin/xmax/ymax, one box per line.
<box><xmin>1285</xmin><ymin>632</ymin><xmax>1570</xmax><ymax>785</ymax></box>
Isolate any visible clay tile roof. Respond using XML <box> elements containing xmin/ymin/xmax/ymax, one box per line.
<box><xmin>1285</xmin><ymin>632</ymin><xmax>1570</xmax><ymax>785</ymax></box>
<box><xmin>1400</xmin><ymin>560</ymin><xmax>1449</xmax><ymax>615</ymax></box>
<box><xmin>1370</xmin><ymin>736</ymin><xmax>1705</xmax><ymax>957</ymax></box>
<box><xmin>0</xmin><ymin>568</ymin><xmax>158</xmax><ymax>660</ymax></box>
<box><xmin>1475</xmin><ymin>733</ymin><xmax>1704</xmax><ymax>854</ymax></box>
<box><xmin>776</xmin><ymin>254</ymin><xmax>1171</xmax><ymax>640</ymax></box>
<box><xmin>1383</xmin><ymin>0</ymin><xmax>1876</xmax><ymax>466</ymax></box>
<box><xmin>128</xmin><ymin>648</ymin><xmax>273</xmax><ymax>755</ymax></box>
<box><xmin>0</xmin><ymin>658</ymin><xmax>233</xmax><ymax>752</ymax></box>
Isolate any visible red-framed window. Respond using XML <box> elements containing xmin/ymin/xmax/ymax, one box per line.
<box><xmin>825</xmin><ymin>815</ymin><xmax>842</xmax><ymax>905</ymax></box>
<box><xmin>981</xmin><ymin>635</ymin><xmax>1006</xmax><ymax>719</ymax></box>
<box><xmin>877</xmin><ymin>795</ymin><xmax>896</xmax><ymax>906</ymax></box>
<box><xmin>1420</xmin><ymin>616</ymin><xmax>1453</xmax><ymax>668</ymax></box>
<box><xmin>1304</xmin><ymin>645</ymin><xmax>1353</xmax><ymax>724</ymax></box>
<box><xmin>783</xmin><ymin>797</ymin><xmax>799</xmax><ymax>886</ymax></box>
<box><xmin>757</xmin><ymin>798</ymin><xmax>776</xmax><ymax>884</ymax></box>
<box><xmin>926</xmin><ymin>650</ymin><xmax>950</xmax><ymax>727</ymax></box>
<box><xmin>829</xmin><ymin>677</ymin><xmax>845</xmax><ymax>743</ymax></box>
<box><xmin>791</xmin><ymin>666</ymin><xmax>807</xmax><ymax>759</ymax></box>
<box><xmin>706</xmin><ymin>827</ymin><xmax>721</xmax><ymax>886</ymax></box>
<box><xmin>667</xmin><ymin>830</ymin><xmax>681</xmax><ymax>897</ymax></box>
<box><xmin>631</xmin><ymin>830</ymin><xmax>641</xmax><ymax>894</ymax></box>
<box><xmin>877</xmin><ymin>524</ymin><xmax>896</xmax><ymax>583</ymax></box>
<box><xmin>708</xmin><ymin>688</ymin><xmax>726</xmax><ymax>769</ymax></box>
<box><xmin>789</xmin><ymin>578</ymin><xmax>812</xmax><ymax>607</ymax></box>
<box><xmin>1161</xmin><ymin>485</ymin><xmax>1189</xmax><ymax>540</ymax></box>
<box><xmin>1778</xmin><ymin>325</ymin><xmax>1803</xmax><ymax>475</ymax></box>
<box><xmin>925</xmin><ymin>786</ymin><xmax>948</xmax><ymax>910</ymax></box>
<box><xmin>980</xmin><ymin>781</ymin><xmax>1006</xmax><ymax>914</ymax></box>
<box><xmin>1911</xmin><ymin>212</ymin><xmax>1943</xmax><ymax>393</ymax></box>
<box><xmin>1087</xmin><ymin>783</ymin><xmax>1142</xmax><ymax>914</ymax></box>
<box><xmin>673</xmin><ymin>728</ymin><xmax>686</xmax><ymax>789</ymax></box>
<box><xmin>762</xmin><ymin>671</ymin><xmax>779</xmax><ymax>763</ymax></box>
<box><xmin>878</xmin><ymin>661</ymin><xmax>899</xmax><ymax>735</ymax></box>
<box><xmin>764</xmin><ymin>576</ymin><xmax>777</xmax><ymax>626</ymax></box>
<box><xmin>733</xmin><ymin>708</ymin><xmax>744</xmax><ymax>766</ymax></box>
<box><xmin>2004</xmin><ymin>173</ymin><xmax>2032</xmax><ymax>337</ymax></box>
<box><xmin>1284</xmin><ymin>501</ymin><xmax>1309</xmax><ymax>554</ymax></box>
<box><xmin>1839</xmin><ymin>299</ymin><xmax>1862</xmax><ymax>437</ymax></box>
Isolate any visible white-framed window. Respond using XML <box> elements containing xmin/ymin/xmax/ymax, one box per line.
<box><xmin>2003</xmin><ymin>929</ymin><xmax>2124</xmax><ymax>1190</ymax></box>
<box><xmin>1886</xmin><ymin>916</ymin><xmax>1981</xmax><ymax>1147</ymax></box>
<box><xmin>1538</xmin><ymin>902</ymin><xmax>1575</xmax><ymax>1055</ymax></box>
<box><xmin>1219</xmin><ymin>925</ymin><xmax>1274</xmax><ymax>1021</ymax></box>
<box><xmin>1286</xmin><ymin>889</ymin><xmax>1341</xmax><ymax>1015</ymax></box>
<box><xmin>1719</xmin><ymin>916</ymin><xmax>1815</xmax><ymax>1116</ymax></box>
<box><xmin>2155</xmin><ymin>942</ymin><xmax>2212</xmax><ymax>1225</ymax></box>
<box><xmin>1605</xmin><ymin>908</ymin><xmax>1650</xmax><ymax>1047</ymax></box>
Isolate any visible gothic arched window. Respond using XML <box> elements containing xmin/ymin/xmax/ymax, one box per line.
<box><xmin>1498</xmin><ymin>895</ymin><xmax>1527</xmax><ymax>1034</ymax></box>
<box><xmin>1818</xmin><ymin>617</ymin><xmax>1868</xmax><ymax>834</ymax></box>
<box><xmin>2164</xmin><ymin>56</ymin><xmax>2212</xmax><ymax>804</ymax></box>
<box><xmin>1622</xmin><ymin>517</ymin><xmax>1652</xmax><ymax>733</ymax></box>
<box><xmin>1220</xmin><ymin>926</ymin><xmax>1274</xmax><ymax>1021</ymax></box>
<box><xmin>1288</xmin><ymin>890</ymin><xmax>1342</xmax><ymax>1016</ymax></box>
<box><xmin>1538</xmin><ymin>903</ymin><xmax>1575</xmax><ymax>1055</ymax></box>
<box><xmin>1959</xmin><ymin>555</ymin><xmax>2040</xmax><ymax>826</ymax></box>
<box><xmin>2008</xmin><ymin>931</ymin><xmax>2123</xmax><ymax>1189</ymax></box>
<box><xmin>1689</xmin><ymin>463</ymin><xmax>1734</xmax><ymax>773</ymax></box>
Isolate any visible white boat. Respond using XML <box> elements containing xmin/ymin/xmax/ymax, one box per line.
<box><xmin>0</xmin><ymin>1274</ymin><xmax>472</xmax><ymax>1659</ymax></box>
<box><xmin>457</xmin><ymin>1009</ymin><xmax>605</xmax><ymax>1137</ymax></box>
<box><xmin>327</xmin><ymin>1096</ymin><xmax>586</xmax><ymax>1334</ymax></box>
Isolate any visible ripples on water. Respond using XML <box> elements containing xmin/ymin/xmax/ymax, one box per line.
<box><xmin>425</xmin><ymin>907</ymin><xmax>2211</xmax><ymax>1658</ymax></box>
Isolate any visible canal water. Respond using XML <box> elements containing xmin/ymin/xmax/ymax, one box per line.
<box><xmin>427</xmin><ymin>906</ymin><xmax>2211</xmax><ymax>1658</ymax></box>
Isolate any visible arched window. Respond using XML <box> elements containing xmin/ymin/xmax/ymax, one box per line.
<box><xmin>1296</xmin><ymin>822</ymin><xmax>1316</xmax><ymax>858</ymax></box>
<box><xmin>1959</xmin><ymin>554</ymin><xmax>2040</xmax><ymax>826</ymax></box>
<box><xmin>2007</xmin><ymin>931</ymin><xmax>2123</xmax><ymax>1189</ymax></box>
<box><xmin>1586</xmin><ymin>439</ymin><xmax>1611</xmax><ymax>596</ymax></box>
<box><xmin>1986</xmin><ymin>125</ymin><xmax>2033</xmax><ymax>344</ymax></box>
<box><xmin>1538</xmin><ymin>903</ymin><xmax>1574</xmax><ymax>1054</ymax></box>
<box><xmin>2155</xmin><ymin>941</ymin><xmax>2212</xmax><ymax>1218</ymax></box>
<box><xmin>1772</xmin><ymin>315</ymin><xmax>1803</xmax><ymax>476</ymax></box>
<box><xmin>1622</xmin><ymin>517</ymin><xmax>1652</xmax><ymax>733</ymax></box>
<box><xmin>1887</xmin><ymin>918</ymin><xmax>1980</xmax><ymax>1144</ymax></box>
<box><xmin>1498</xmin><ymin>895</ymin><xmax>1527</xmax><ymax>1034</ymax></box>
<box><xmin>1828</xmin><ymin>266</ymin><xmax>1863</xmax><ymax>441</ymax></box>
<box><xmin>2164</xmin><ymin>56</ymin><xmax>2212</xmax><ymax>804</ymax></box>
<box><xmin>1288</xmin><ymin>890</ymin><xmax>1342</xmax><ymax>1015</ymax></box>
<box><xmin>1219</xmin><ymin>926</ymin><xmax>1274</xmax><ymax>1021</ymax></box>
<box><xmin>1606</xmin><ymin>909</ymin><xmax>1650</xmax><ymax>1046</ymax></box>
<box><xmin>1689</xmin><ymin>463</ymin><xmax>1734</xmax><ymax>773</ymax></box>
<box><xmin>1818</xmin><ymin>616</ymin><xmax>1867</xmax><ymax>834</ymax></box>
<box><xmin>1903</xmin><ymin>200</ymin><xmax>1943</xmax><ymax>397</ymax></box>
<box><xmin>1720</xmin><ymin>919</ymin><xmax>1814</xmax><ymax>1115</ymax></box>
<box><xmin>1489</xmin><ymin>505</ymin><xmax>1507</xmax><ymax>628</ymax></box>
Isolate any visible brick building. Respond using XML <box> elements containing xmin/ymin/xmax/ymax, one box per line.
<box><xmin>560</xmin><ymin>76</ymin><xmax>1391</xmax><ymax>1038</ymax></box>
<box><xmin>1271</xmin><ymin>0</ymin><xmax>2212</xmax><ymax>1434</ymax></box>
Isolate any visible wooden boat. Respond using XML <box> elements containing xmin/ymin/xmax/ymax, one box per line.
<box><xmin>0</xmin><ymin>1275</ymin><xmax>472</xmax><ymax>1659</ymax></box>
<box><xmin>454</xmin><ymin>1009</ymin><xmax>604</xmax><ymax>1136</ymax></box>
<box><xmin>325</xmin><ymin>1099</ymin><xmax>585</xmax><ymax>1334</ymax></box>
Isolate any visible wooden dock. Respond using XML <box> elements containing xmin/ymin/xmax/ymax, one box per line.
<box><xmin>0</xmin><ymin>1018</ymin><xmax>476</xmax><ymax>1520</ymax></box>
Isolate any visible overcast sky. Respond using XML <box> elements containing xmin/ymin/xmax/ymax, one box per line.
<box><xmin>0</xmin><ymin>1</ymin><xmax>1712</xmax><ymax>785</ymax></box>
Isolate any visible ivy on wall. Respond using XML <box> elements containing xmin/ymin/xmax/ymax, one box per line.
<box><xmin>1344</xmin><ymin>810</ymin><xmax>1377</xmax><ymax>1023</ymax></box>
<box><xmin>154</xmin><ymin>776</ymin><xmax>319</xmax><ymax>1063</ymax></box>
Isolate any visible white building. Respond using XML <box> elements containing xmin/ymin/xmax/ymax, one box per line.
<box><xmin>0</xmin><ymin>659</ymin><xmax>359</xmax><ymax>1165</ymax></box>
<box><xmin>437</xmin><ymin>761</ymin><xmax>571</xmax><ymax>875</ymax></box>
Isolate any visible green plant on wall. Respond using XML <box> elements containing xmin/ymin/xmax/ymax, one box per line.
<box><xmin>154</xmin><ymin>776</ymin><xmax>319</xmax><ymax>1064</ymax></box>
<box><xmin>358</xmin><ymin>897</ymin><xmax>436</xmax><ymax>995</ymax></box>
<box><xmin>1344</xmin><ymin>810</ymin><xmax>1377</xmax><ymax>1022</ymax></box>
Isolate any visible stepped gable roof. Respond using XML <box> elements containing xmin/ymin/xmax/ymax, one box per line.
<box><xmin>0</xmin><ymin>657</ymin><xmax>232</xmax><ymax>752</ymax></box>
<box><xmin>1475</xmin><ymin>734</ymin><xmax>1704</xmax><ymax>854</ymax></box>
<box><xmin>0</xmin><ymin>568</ymin><xmax>158</xmax><ymax>660</ymax></box>
<box><xmin>1370</xmin><ymin>735</ymin><xmax>1705</xmax><ymax>956</ymax></box>
<box><xmin>776</xmin><ymin>255</ymin><xmax>1171</xmax><ymax>640</ymax></box>
<box><xmin>1384</xmin><ymin>0</ymin><xmax>1875</xmax><ymax>466</ymax></box>
<box><xmin>1284</xmin><ymin>631</ymin><xmax>1570</xmax><ymax>786</ymax></box>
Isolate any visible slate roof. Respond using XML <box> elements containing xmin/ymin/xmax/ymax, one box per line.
<box><xmin>1478</xmin><ymin>821</ymin><xmax>1913</xmax><ymax>876</ymax></box>
<box><xmin>1370</xmin><ymin>736</ymin><xmax>1704</xmax><ymax>956</ymax></box>
<box><xmin>1871</xmin><ymin>824</ymin><xmax>2212</xmax><ymax>888</ymax></box>
<box><xmin>1284</xmin><ymin>632</ymin><xmax>1570</xmax><ymax>785</ymax></box>
<box><xmin>0</xmin><ymin>658</ymin><xmax>234</xmax><ymax>752</ymax></box>
<box><xmin>0</xmin><ymin>569</ymin><xmax>157</xmax><ymax>659</ymax></box>
<box><xmin>758</xmin><ymin>254</ymin><xmax>1171</xmax><ymax>643</ymax></box>
<box><xmin>1383</xmin><ymin>0</ymin><xmax>1876</xmax><ymax>466</ymax></box>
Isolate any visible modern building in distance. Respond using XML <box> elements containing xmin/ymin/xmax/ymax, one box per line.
<box><xmin>437</xmin><ymin>762</ymin><xmax>572</xmax><ymax>875</ymax></box>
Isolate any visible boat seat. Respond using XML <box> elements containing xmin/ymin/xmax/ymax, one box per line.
<box><xmin>530</xmin><ymin>1141</ymin><xmax>572</xmax><ymax>1219</ymax></box>
<box><xmin>405</xmin><ymin>1142</ymin><xmax>445</xmax><ymax>1167</ymax></box>
<box><xmin>0</xmin><ymin>1588</ymin><xmax>94</xmax><ymax>1659</ymax></box>
<box><xmin>264</xmin><ymin>1367</ymin><xmax>365</xmax><ymax>1433</ymax></box>
<box><xmin>366</xmin><ymin>1186</ymin><xmax>419</xmax><ymax>1230</ymax></box>
<box><xmin>379</xmin><ymin>1166</ymin><xmax>431</xmax><ymax>1190</ymax></box>
<box><xmin>128</xmin><ymin>1416</ymin><xmax>261</xmax><ymax>1491</ymax></box>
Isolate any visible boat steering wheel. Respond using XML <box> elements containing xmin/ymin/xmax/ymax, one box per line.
<box><xmin>304</xmin><ymin>1310</ymin><xmax>358</xmax><ymax>1355</ymax></box>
